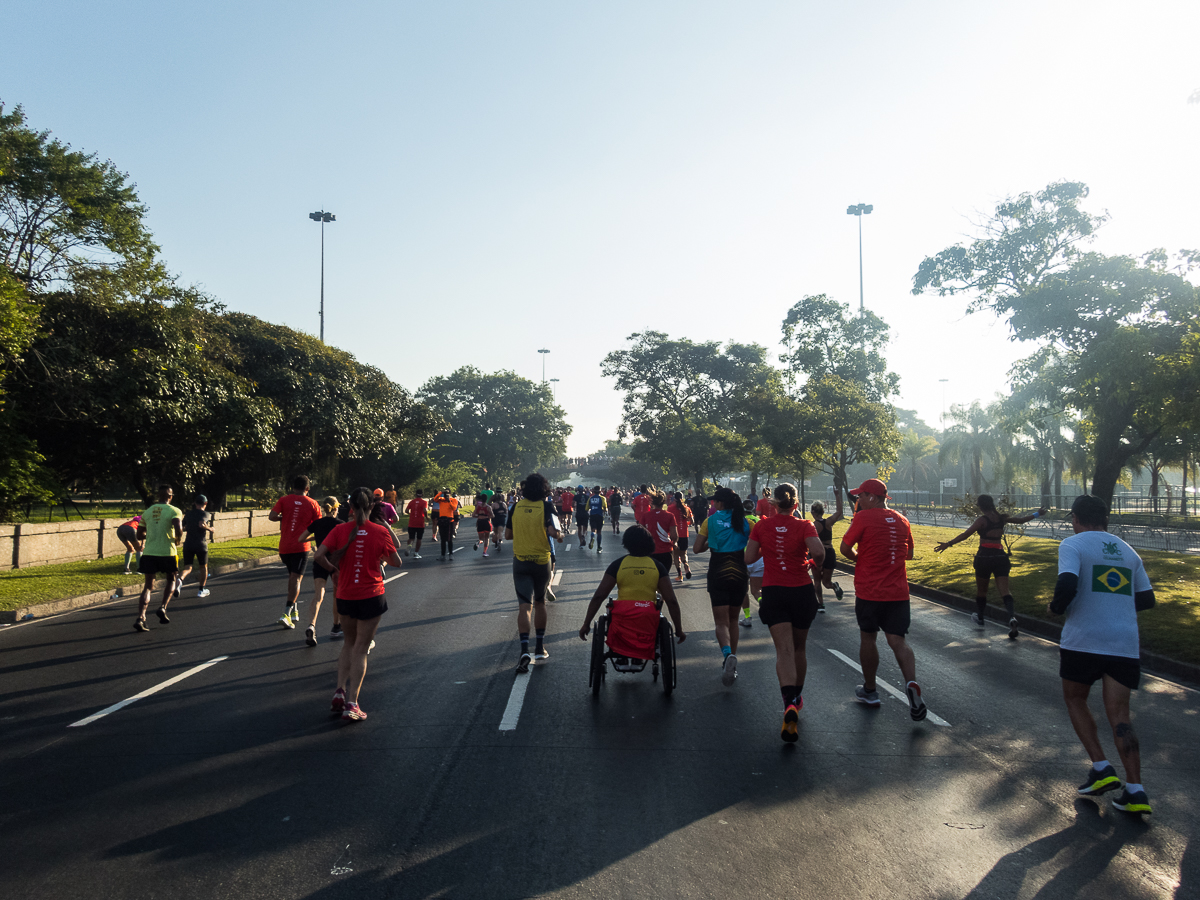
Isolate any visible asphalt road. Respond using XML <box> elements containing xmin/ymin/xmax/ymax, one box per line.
<box><xmin>1</xmin><ymin>524</ymin><xmax>1197</xmax><ymax>900</ymax></box>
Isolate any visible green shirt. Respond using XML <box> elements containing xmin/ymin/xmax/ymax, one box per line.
<box><xmin>142</xmin><ymin>503</ymin><xmax>183</xmax><ymax>557</ymax></box>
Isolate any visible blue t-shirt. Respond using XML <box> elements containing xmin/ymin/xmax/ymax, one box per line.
<box><xmin>700</xmin><ymin>509</ymin><xmax>750</xmax><ymax>553</ymax></box>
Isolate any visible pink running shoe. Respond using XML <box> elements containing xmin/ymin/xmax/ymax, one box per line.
<box><xmin>331</xmin><ymin>688</ymin><xmax>345</xmax><ymax>714</ymax></box>
<box><xmin>342</xmin><ymin>702</ymin><xmax>367</xmax><ymax>722</ymax></box>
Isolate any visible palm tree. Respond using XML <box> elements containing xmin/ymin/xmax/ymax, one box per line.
<box><xmin>898</xmin><ymin>430</ymin><xmax>939</xmax><ymax>494</ymax></box>
<box><xmin>938</xmin><ymin>401</ymin><xmax>1004</xmax><ymax>495</ymax></box>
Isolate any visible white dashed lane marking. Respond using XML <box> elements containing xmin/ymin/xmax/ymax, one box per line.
<box><xmin>826</xmin><ymin>648</ymin><xmax>951</xmax><ymax>727</ymax></box>
<box><xmin>68</xmin><ymin>656</ymin><xmax>229</xmax><ymax>727</ymax></box>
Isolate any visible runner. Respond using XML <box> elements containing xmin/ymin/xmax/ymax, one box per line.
<box><xmin>383</xmin><ymin>484</ymin><xmax>398</xmax><ymax>510</ymax></box>
<box><xmin>693</xmin><ymin>487</ymin><xmax>751</xmax><ymax>685</ymax></box>
<box><xmin>178</xmin><ymin>494</ymin><xmax>214</xmax><ymax>599</ymax></box>
<box><xmin>313</xmin><ymin>487</ymin><xmax>401</xmax><ymax>722</ymax></box>
<box><xmin>490</xmin><ymin>491</ymin><xmax>508</xmax><ymax>553</ymax></box>
<box><xmin>755</xmin><ymin>487</ymin><xmax>773</xmax><ymax>518</ymax></box>
<box><xmin>745</xmin><ymin>483</ymin><xmax>825</xmax><ymax>741</ymax></box>
<box><xmin>934</xmin><ymin>494</ymin><xmax>1047</xmax><ymax>638</ymax></box>
<box><xmin>743</xmin><ymin>498</ymin><xmax>765</xmax><ymax>624</ymax></box>
<box><xmin>431</xmin><ymin>488</ymin><xmax>460</xmax><ymax>561</ymax></box>
<box><xmin>268</xmin><ymin>475</ymin><xmax>323</xmax><ymax>629</ymax></box>
<box><xmin>688</xmin><ymin>490</ymin><xmax>709</xmax><ymax>530</ymax></box>
<box><xmin>505</xmin><ymin>473</ymin><xmax>562</xmax><ymax>672</ymax></box>
<box><xmin>810</xmin><ymin>497</ymin><xmax>846</xmax><ymax>612</ymax></box>
<box><xmin>644</xmin><ymin>491</ymin><xmax>679</xmax><ymax>576</ymax></box>
<box><xmin>298</xmin><ymin>496</ymin><xmax>344</xmax><ymax>645</ymax></box>
<box><xmin>473</xmin><ymin>492</ymin><xmax>494</xmax><ymax>557</ymax></box>
<box><xmin>839</xmin><ymin>478</ymin><xmax>925</xmax><ymax>721</ymax></box>
<box><xmin>560</xmin><ymin>487</ymin><xmax>574</xmax><ymax>537</ymax></box>
<box><xmin>373</xmin><ymin>488</ymin><xmax>399</xmax><ymax>526</ymax></box>
<box><xmin>405</xmin><ymin>489</ymin><xmax>428</xmax><ymax>558</ymax></box>
<box><xmin>132</xmin><ymin>484</ymin><xmax>183</xmax><ymax>632</ymax></box>
<box><xmin>116</xmin><ymin>514</ymin><xmax>143</xmax><ymax>574</ymax></box>
<box><xmin>1051</xmin><ymin>495</ymin><xmax>1156</xmax><ymax>815</ymax></box>
<box><xmin>574</xmin><ymin>486</ymin><xmax>589</xmax><ymax>549</ymax></box>
<box><xmin>609</xmin><ymin>487</ymin><xmax>624</xmax><ymax>534</ymax></box>
<box><xmin>586</xmin><ymin>485</ymin><xmax>607</xmax><ymax>552</ymax></box>
<box><xmin>631</xmin><ymin>484</ymin><xmax>652</xmax><ymax>527</ymax></box>
<box><xmin>578</xmin><ymin>524</ymin><xmax>687</xmax><ymax>650</ymax></box>
<box><xmin>669</xmin><ymin>491</ymin><xmax>694</xmax><ymax>581</ymax></box>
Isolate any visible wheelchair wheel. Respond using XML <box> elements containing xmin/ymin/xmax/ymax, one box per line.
<box><xmin>590</xmin><ymin>615</ymin><xmax>607</xmax><ymax>697</ymax></box>
<box><xmin>657</xmin><ymin>618</ymin><xmax>676</xmax><ymax>697</ymax></box>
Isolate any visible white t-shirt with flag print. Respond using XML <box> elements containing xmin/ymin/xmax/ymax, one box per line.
<box><xmin>1057</xmin><ymin>530</ymin><xmax>1152</xmax><ymax>659</ymax></box>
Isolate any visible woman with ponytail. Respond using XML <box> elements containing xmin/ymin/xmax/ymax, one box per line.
<box><xmin>745</xmin><ymin>483</ymin><xmax>826</xmax><ymax>743</ymax></box>
<box><xmin>314</xmin><ymin>486</ymin><xmax>402</xmax><ymax>722</ymax></box>
<box><xmin>694</xmin><ymin>486</ymin><xmax>751</xmax><ymax>687</ymax></box>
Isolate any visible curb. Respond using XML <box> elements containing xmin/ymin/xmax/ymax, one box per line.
<box><xmin>833</xmin><ymin>563</ymin><xmax>1200</xmax><ymax>689</ymax></box>
<box><xmin>0</xmin><ymin>554</ymin><xmax>280</xmax><ymax>624</ymax></box>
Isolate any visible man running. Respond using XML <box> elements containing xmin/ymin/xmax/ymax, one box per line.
<box><xmin>839</xmin><ymin>478</ymin><xmax>925</xmax><ymax>721</ymax></box>
<box><xmin>587</xmin><ymin>485</ymin><xmax>607</xmax><ymax>552</ymax></box>
<box><xmin>506</xmin><ymin>474</ymin><xmax>562</xmax><ymax>672</ymax></box>
<box><xmin>132</xmin><ymin>484</ymin><xmax>183</xmax><ymax>632</ymax></box>
<box><xmin>1052</xmin><ymin>495</ymin><xmax>1156</xmax><ymax>815</ymax></box>
<box><xmin>560</xmin><ymin>488</ymin><xmax>574</xmax><ymax>537</ymax></box>
<box><xmin>631</xmin><ymin>484</ymin><xmax>652</xmax><ymax>527</ymax></box>
<box><xmin>432</xmin><ymin>488</ymin><xmax>460</xmax><ymax>561</ymax></box>
<box><xmin>574</xmin><ymin>486</ymin><xmax>589</xmax><ymax>549</ymax></box>
<box><xmin>609</xmin><ymin>487</ymin><xmax>624</xmax><ymax>534</ymax></box>
<box><xmin>405</xmin><ymin>489</ymin><xmax>428</xmax><ymax>558</ymax></box>
<box><xmin>473</xmin><ymin>492</ymin><xmax>494</xmax><ymax>557</ymax></box>
<box><xmin>269</xmin><ymin>476</ymin><xmax>323</xmax><ymax>629</ymax></box>
<box><xmin>178</xmin><ymin>494</ymin><xmax>214</xmax><ymax>598</ymax></box>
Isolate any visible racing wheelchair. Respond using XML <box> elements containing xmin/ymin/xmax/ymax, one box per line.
<box><xmin>587</xmin><ymin>597</ymin><xmax>677</xmax><ymax>698</ymax></box>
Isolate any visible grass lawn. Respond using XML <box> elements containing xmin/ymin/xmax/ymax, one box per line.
<box><xmin>829</xmin><ymin>521</ymin><xmax>1200</xmax><ymax>668</ymax></box>
<box><xmin>0</xmin><ymin>536</ymin><xmax>280</xmax><ymax>612</ymax></box>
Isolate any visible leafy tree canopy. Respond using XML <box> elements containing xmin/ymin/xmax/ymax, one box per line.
<box><xmin>780</xmin><ymin>294</ymin><xmax>899</xmax><ymax>401</ymax></box>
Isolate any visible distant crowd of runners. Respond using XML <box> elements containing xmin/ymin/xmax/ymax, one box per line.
<box><xmin>121</xmin><ymin>474</ymin><xmax>1157</xmax><ymax>816</ymax></box>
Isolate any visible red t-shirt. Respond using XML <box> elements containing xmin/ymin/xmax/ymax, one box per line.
<box><xmin>631</xmin><ymin>494</ymin><xmax>651</xmax><ymax>524</ymax></box>
<box><xmin>271</xmin><ymin>493</ymin><xmax>323</xmax><ymax>554</ymax></box>
<box><xmin>670</xmin><ymin>504</ymin><xmax>692</xmax><ymax>537</ymax></box>
<box><xmin>841</xmin><ymin>507</ymin><xmax>914</xmax><ymax>602</ymax></box>
<box><xmin>562</xmin><ymin>492</ymin><xmax>574</xmax><ymax>511</ymax></box>
<box><xmin>406</xmin><ymin>497</ymin><xmax>428</xmax><ymax>528</ymax></box>
<box><xmin>646</xmin><ymin>509</ymin><xmax>676</xmax><ymax>554</ymax></box>
<box><xmin>749</xmin><ymin>514</ymin><xmax>818</xmax><ymax>587</ymax></box>
<box><xmin>755</xmin><ymin>498</ymin><xmax>774</xmax><ymax>518</ymax></box>
<box><xmin>322</xmin><ymin>521</ymin><xmax>397</xmax><ymax>600</ymax></box>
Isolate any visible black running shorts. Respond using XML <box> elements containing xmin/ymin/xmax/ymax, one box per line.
<box><xmin>855</xmin><ymin>598</ymin><xmax>911</xmax><ymax>636</ymax></box>
<box><xmin>675</xmin><ymin>537</ymin><xmax>689</xmax><ymax>553</ymax></box>
<box><xmin>709</xmin><ymin>586</ymin><xmax>746</xmax><ymax>609</ymax></box>
<box><xmin>408</xmin><ymin>527</ymin><xmax>425</xmax><ymax>540</ymax></box>
<box><xmin>652</xmin><ymin>551</ymin><xmax>673</xmax><ymax>572</ymax></box>
<box><xmin>311</xmin><ymin>560</ymin><xmax>335</xmax><ymax>581</ymax></box>
<box><xmin>513</xmin><ymin>558</ymin><xmax>552</xmax><ymax>605</ymax></box>
<box><xmin>279</xmin><ymin>552</ymin><xmax>308</xmax><ymax>575</ymax></box>
<box><xmin>336</xmin><ymin>594</ymin><xmax>388</xmax><ymax>620</ymax></box>
<box><xmin>759</xmin><ymin>584</ymin><xmax>819</xmax><ymax>629</ymax></box>
<box><xmin>589</xmin><ymin>514</ymin><xmax>605</xmax><ymax>530</ymax></box>
<box><xmin>821</xmin><ymin>543</ymin><xmax>836</xmax><ymax>571</ymax></box>
<box><xmin>1059</xmin><ymin>648</ymin><xmax>1140</xmax><ymax>690</ymax></box>
<box><xmin>138</xmin><ymin>554</ymin><xmax>177</xmax><ymax>575</ymax></box>
<box><xmin>611</xmin><ymin>508</ymin><xmax>621</xmax><ymax>522</ymax></box>
<box><xmin>182</xmin><ymin>545</ymin><xmax>208</xmax><ymax>567</ymax></box>
<box><xmin>117</xmin><ymin>524</ymin><xmax>138</xmax><ymax>544</ymax></box>
<box><xmin>973</xmin><ymin>549</ymin><xmax>1011</xmax><ymax>578</ymax></box>
<box><xmin>476</xmin><ymin>520</ymin><xmax>493</xmax><ymax>534</ymax></box>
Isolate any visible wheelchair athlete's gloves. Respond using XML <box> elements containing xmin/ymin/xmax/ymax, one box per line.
<box><xmin>1050</xmin><ymin>573</ymin><xmax>1078</xmax><ymax>616</ymax></box>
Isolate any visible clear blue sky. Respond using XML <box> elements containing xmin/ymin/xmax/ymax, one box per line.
<box><xmin>5</xmin><ymin>1</ymin><xmax>1198</xmax><ymax>455</ymax></box>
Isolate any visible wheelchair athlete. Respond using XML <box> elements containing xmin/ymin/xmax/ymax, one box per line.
<box><xmin>579</xmin><ymin>525</ymin><xmax>687</xmax><ymax>653</ymax></box>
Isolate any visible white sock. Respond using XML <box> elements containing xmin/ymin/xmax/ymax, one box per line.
<box><xmin>1091</xmin><ymin>759</ymin><xmax>1111</xmax><ymax>771</ymax></box>
<box><xmin>1124</xmin><ymin>782</ymin><xmax>1143</xmax><ymax>793</ymax></box>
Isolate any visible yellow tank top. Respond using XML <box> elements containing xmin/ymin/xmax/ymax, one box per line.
<box><xmin>510</xmin><ymin>499</ymin><xmax>552</xmax><ymax>564</ymax></box>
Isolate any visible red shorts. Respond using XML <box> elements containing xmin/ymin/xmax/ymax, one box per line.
<box><xmin>606</xmin><ymin>600</ymin><xmax>660</xmax><ymax>660</ymax></box>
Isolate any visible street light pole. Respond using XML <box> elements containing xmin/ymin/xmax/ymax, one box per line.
<box><xmin>845</xmin><ymin>203</ymin><xmax>873</xmax><ymax>316</ymax></box>
<box><xmin>538</xmin><ymin>348</ymin><xmax>550</xmax><ymax>383</ymax></box>
<box><xmin>309</xmin><ymin>211</ymin><xmax>336</xmax><ymax>342</ymax></box>
<box><xmin>549</xmin><ymin>377</ymin><xmax>560</xmax><ymax>398</ymax></box>
<box><xmin>938</xmin><ymin>378</ymin><xmax>949</xmax><ymax>511</ymax></box>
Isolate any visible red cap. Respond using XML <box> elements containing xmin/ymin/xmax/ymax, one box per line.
<box><xmin>849</xmin><ymin>478</ymin><xmax>889</xmax><ymax>499</ymax></box>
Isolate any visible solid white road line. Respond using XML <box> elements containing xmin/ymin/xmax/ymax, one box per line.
<box><xmin>68</xmin><ymin>656</ymin><xmax>229</xmax><ymax>727</ymax></box>
<box><xmin>826</xmin><ymin>648</ymin><xmax>951</xmax><ymax>727</ymax></box>
<box><xmin>551</xmin><ymin>569</ymin><xmax>563</xmax><ymax>587</ymax></box>
<box><xmin>382</xmin><ymin>572</ymin><xmax>408</xmax><ymax>584</ymax></box>
<box><xmin>499</xmin><ymin>671</ymin><xmax>532</xmax><ymax>732</ymax></box>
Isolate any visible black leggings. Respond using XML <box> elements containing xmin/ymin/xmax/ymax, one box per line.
<box><xmin>438</xmin><ymin>519</ymin><xmax>455</xmax><ymax>556</ymax></box>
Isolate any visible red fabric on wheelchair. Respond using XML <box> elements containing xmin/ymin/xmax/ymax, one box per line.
<box><xmin>606</xmin><ymin>600</ymin><xmax>660</xmax><ymax>660</ymax></box>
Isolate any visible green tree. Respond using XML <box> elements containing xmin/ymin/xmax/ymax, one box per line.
<box><xmin>630</xmin><ymin>416</ymin><xmax>747</xmax><ymax>489</ymax></box>
<box><xmin>417</xmin><ymin>367</ymin><xmax>569</xmax><ymax>485</ymax></box>
<box><xmin>937</xmin><ymin>401</ymin><xmax>1007</xmax><ymax>496</ymax></box>
<box><xmin>897</xmin><ymin>430</ymin><xmax>940</xmax><ymax>494</ymax></box>
<box><xmin>799</xmin><ymin>375</ymin><xmax>901</xmax><ymax>501</ymax></box>
<box><xmin>780</xmin><ymin>294</ymin><xmax>899</xmax><ymax>401</ymax></box>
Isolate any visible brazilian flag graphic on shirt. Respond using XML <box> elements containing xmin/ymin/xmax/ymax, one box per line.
<box><xmin>1093</xmin><ymin>565</ymin><xmax>1132</xmax><ymax>596</ymax></box>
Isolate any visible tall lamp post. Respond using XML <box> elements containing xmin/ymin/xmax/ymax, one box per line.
<box><xmin>538</xmin><ymin>348</ymin><xmax>550</xmax><ymax>383</ymax></box>
<box><xmin>309</xmin><ymin>210</ymin><xmax>336</xmax><ymax>342</ymax></box>
<box><xmin>549</xmin><ymin>377</ymin><xmax>560</xmax><ymax>398</ymax></box>
<box><xmin>938</xmin><ymin>378</ymin><xmax>949</xmax><ymax>511</ymax></box>
<box><xmin>846</xmin><ymin>203</ymin><xmax>873</xmax><ymax>316</ymax></box>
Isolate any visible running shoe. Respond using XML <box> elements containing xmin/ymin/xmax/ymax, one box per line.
<box><xmin>855</xmin><ymin>685</ymin><xmax>881</xmax><ymax>706</ymax></box>
<box><xmin>533</xmin><ymin>647</ymin><xmax>550</xmax><ymax>661</ymax></box>
<box><xmin>305</xmin><ymin>625</ymin><xmax>317</xmax><ymax>647</ymax></box>
<box><xmin>546</xmin><ymin>588</ymin><xmax>557</xmax><ymax>602</ymax></box>
<box><xmin>906</xmin><ymin>681</ymin><xmax>928</xmax><ymax>722</ymax></box>
<box><xmin>155</xmin><ymin>606</ymin><xmax>170</xmax><ymax>624</ymax></box>
<box><xmin>674</xmin><ymin>576</ymin><xmax>683</xmax><ymax>583</ymax></box>
<box><xmin>197</xmin><ymin>588</ymin><xmax>210</xmax><ymax>598</ymax></box>
<box><xmin>330</xmin><ymin>623</ymin><xmax>343</xmax><ymax>640</ymax></box>
<box><xmin>1077</xmin><ymin>764</ymin><xmax>1122</xmax><ymax>796</ymax></box>
<box><xmin>684</xmin><ymin>569</ymin><xmax>691</xmax><ymax>580</ymax></box>
<box><xmin>722</xmin><ymin>653</ymin><xmax>738</xmax><ymax>686</ymax></box>
<box><xmin>1111</xmin><ymin>788</ymin><xmax>1151</xmax><ymax>815</ymax></box>
<box><xmin>597</xmin><ymin>546</ymin><xmax>602</xmax><ymax>553</ymax></box>
<box><xmin>971</xmin><ymin>613</ymin><xmax>985</xmax><ymax>629</ymax></box>
<box><xmin>483</xmin><ymin>550</ymin><xmax>489</xmax><ymax>558</ymax></box>
<box><xmin>781</xmin><ymin>703</ymin><xmax>800</xmax><ymax>743</ymax></box>
<box><xmin>589</xmin><ymin>536</ymin><xmax>594</xmax><ymax>549</ymax></box>
<box><xmin>817</xmin><ymin>600</ymin><xmax>826</xmax><ymax>614</ymax></box>
<box><xmin>739</xmin><ymin>616</ymin><xmax>752</xmax><ymax>628</ymax></box>
<box><xmin>342</xmin><ymin>702</ymin><xmax>367</xmax><ymax>722</ymax></box>
<box><xmin>404</xmin><ymin>547</ymin><xmax>409</xmax><ymax>557</ymax></box>
<box><xmin>290</xmin><ymin>606</ymin><xmax>300</xmax><ymax>625</ymax></box>
<box><xmin>413</xmin><ymin>552</ymin><xmax>422</xmax><ymax>559</ymax></box>
<box><xmin>473</xmin><ymin>542</ymin><xmax>478</xmax><ymax>551</ymax></box>
<box><xmin>173</xmin><ymin>575</ymin><xmax>183</xmax><ymax>595</ymax></box>
<box><xmin>833</xmin><ymin>583</ymin><xmax>844</xmax><ymax>601</ymax></box>
<box><xmin>367</xmin><ymin>639</ymin><xmax>375</xmax><ymax>654</ymax></box>
<box><xmin>1008</xmin><ymin>617</ymin><xmax>1019</xmax><ymax>639</ymax></box>
<box><xmin>123</xmin><ymin>568</ymin><xmax>132</xmax><ymax>575</ymax></box>
<box><xmin>278</xmin><ymin>613</ymin><xmax>294</xmax><ymax>629</ymax></box>
<box><xmin>133</xmin><ymin>618</ymin><xmax>149</xmax><ymax>632</ymax></box>
<box><xmin>331</xmin><ymin>688</ymin><xmax>345</xmax><ymax>714</ymax></box>
<box><xmin>516</xmin><ymin>652</ymin><xmax>531</xmax><ymax>674</ymax></box>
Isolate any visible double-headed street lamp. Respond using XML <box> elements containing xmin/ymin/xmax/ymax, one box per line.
<box><xmin>309</xmin><ymin>210</ymin><xmax>336</xmax><ymax>342</ymax></box>
<box><xmin>846</xmin><ymin>203</ymin><xmax>873</xmax><ymax>316</ymax></box>
<box><xmin>538</xmin><ymin>348</ymin><xmax>550</xmax><ymax>383</ymax></box>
